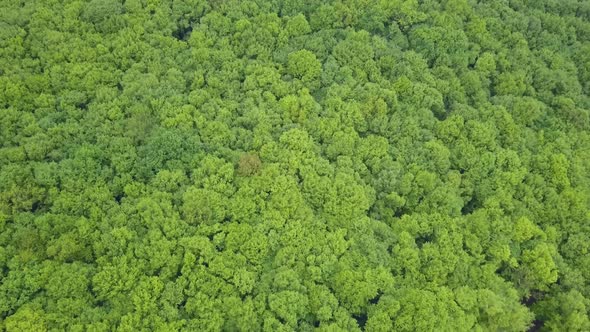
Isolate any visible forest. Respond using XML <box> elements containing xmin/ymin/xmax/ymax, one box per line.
<box><xmin>1</xmin><ymin>0</ymin><xmax>590</xmax><ymax>331</ymax></box>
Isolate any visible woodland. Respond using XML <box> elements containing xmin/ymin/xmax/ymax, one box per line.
<box><xmin>1</xmin><ymin>0</ymin><xmax>590</xmax><ymax>331</ymax></box>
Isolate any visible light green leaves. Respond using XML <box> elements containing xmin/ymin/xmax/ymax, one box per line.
<box><xmin>287</xmin><ymin>50</ymin><xmax>322</xmax><ymax>82</ymax></box>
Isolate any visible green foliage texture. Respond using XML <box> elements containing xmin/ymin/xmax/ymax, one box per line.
<box><xmin>1</xmin><ymin>0</ymin><xmax>590</xmax><ymax>331</ymax></box>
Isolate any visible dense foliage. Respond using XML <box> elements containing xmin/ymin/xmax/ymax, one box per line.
<box><xmin>1</xmin><ymin>0</ymin><xmax>590</xmax><ymax>331</ymax></box>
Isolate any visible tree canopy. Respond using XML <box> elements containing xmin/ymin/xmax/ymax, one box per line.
<box><xmin>1</xmin><ymin>0</ymin><xmax>590</xmax><ymax>331</ymax></box>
